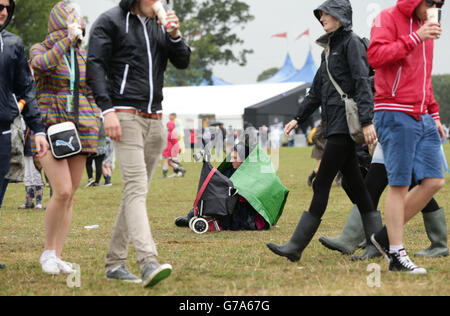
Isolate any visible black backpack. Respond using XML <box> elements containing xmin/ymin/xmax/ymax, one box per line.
<box><xmin>361</xmin><ymin>37</ymin><xmax>375</xmax><ymax>92</ymax></box>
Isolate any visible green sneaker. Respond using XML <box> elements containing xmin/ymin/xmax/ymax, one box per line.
<box><xmin>106</xmin><ymin>265</ymin><xmax>142</xmax><ymax>283</ymax></box>
<box><xmin>0</xmin><ymin>263</ymin><xmax>5</xmax><ymax>269</ymax></box>
<box><xmin>142</xmin><ymin>261</ymin><xmax>172</xmax><ymax>288</ymax></box>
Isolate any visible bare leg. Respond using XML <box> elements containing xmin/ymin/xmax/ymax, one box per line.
<box><xmin>386</xmin><ymin>178</ymin><xmax>444</xmax><ymax>246</ymax></box>
<box><xmin>404</xmin><ymin>178</ymin><xmax>445</xmax><ymax>223</ymax></box>
<box><xmin>55</xmin><ymin>155</ymin><xmax>86</xmax><ymax>258</ymax></box>
<box><xmin>40</xmin><ymin>153</ymin><xmax>73</xmax><ymax>252</ymax></box>
<box><xmin>384</xmin><ymin>186</ymin><xmax>409</xmax><ymax>246</ymax></box>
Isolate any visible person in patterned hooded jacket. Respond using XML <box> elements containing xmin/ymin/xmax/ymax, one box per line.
<box><xmin>30</xmin><ymin>1</ymin><xmax>100</xmax><ymax>276</ymax></box>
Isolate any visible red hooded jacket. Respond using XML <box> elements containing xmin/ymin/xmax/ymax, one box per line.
<box><xmin>367</xmin><ymin>0</ymin><xmax>439</xmax><ymax>121</ymax></box>
<box><xmin>163</xmin><ymin>121</ymin><xmax>180</xmax><ymax>158</ymax></box>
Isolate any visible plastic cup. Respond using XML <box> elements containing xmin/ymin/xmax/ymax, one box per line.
<box><xmin>152</xmin><ymin>1</ymin><xmax>176</xmax><ymax>33</ymax></box>
<box><xmin>427</xmin><ymin>8</ymin><xmax>442</xmax><ymax>24</ymax></box>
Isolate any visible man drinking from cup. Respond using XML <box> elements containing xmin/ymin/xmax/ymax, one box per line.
<box><xmin>87</xmin><ymin>0</ymin><xmax>191</xmax><ymax>288</ymax></box>
<box><xmin>366</xmin><ymin>0</ymin><xmax>445</xmax><ymax>274</ymax></box>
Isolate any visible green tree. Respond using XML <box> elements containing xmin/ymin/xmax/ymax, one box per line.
<box><xmin>432</xmin><ymin>74</ymin><xmax>450</xmax><ymax>125</ymax></box>
<box><xmin>257</xmin><ymin>68</ymin><xmax>279</xmax><ymax>82</ymax></box>
<box><xmin>165</xmin><ymin>0</ymin><xmax>254</xmax><ymax>86</ymax></box>
<box><xmin>8</xmin><ymin>0</ymin><xmax>61</xmax><ymax>55</ymax></box>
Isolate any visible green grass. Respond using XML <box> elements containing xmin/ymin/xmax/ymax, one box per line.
<box><xmin>0</xmin><ymin>145</ymin><xmax>449</xmax><ymax>296</ymax></box>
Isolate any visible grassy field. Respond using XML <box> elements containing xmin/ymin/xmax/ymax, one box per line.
<box><xmin>0</xmin><ymin>145</ymin><xmax>449</xmax><ymax>296</ymax></box>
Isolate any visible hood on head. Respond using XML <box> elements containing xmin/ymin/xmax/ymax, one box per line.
<box><xmin>119</xmin><ymin>0</ymin><xmax>137</xmax><ymax>11</ymax></box>
<box><xmin>314</xmin><ymin>0</ymin><xmax>353</xmax><ymax>31</ymax></box>
<box><xmin>48</xmin><ymin>1</ymin><xmax>86</xmax><ymax>34</ymax></box>
<box><xmin>397</xmin><ymin>0</ymin><xmax>424</xmax><ymax>18</ymax></box>
<box><xmin>0</xmin><ymin>0</ymin><xmax>15</xmax><ymax>32</ymax></box>
<box><xmin>43</xmin><ymin>1</ymin><xmax>86</xmax><ymax>49</ymax></box>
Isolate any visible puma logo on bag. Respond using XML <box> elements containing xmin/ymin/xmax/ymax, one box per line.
<box><xmin>56</xmin><ymin>136</ymin><xmax>75</xmax><ymax>151</ymax></box>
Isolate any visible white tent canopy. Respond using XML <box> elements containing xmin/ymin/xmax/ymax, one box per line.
<box><xmin>162</xmin><ymin>82</ymin><xmax>305</xmax><ymax>129</ymax></box>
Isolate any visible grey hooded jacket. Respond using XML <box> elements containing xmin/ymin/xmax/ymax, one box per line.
<box><xmin>295</xmin><ymin>0</ymin><xmax>374</xmax><ymax>138</ymax></box>
<box><xmin>0</xmin><ymin>0</ymin><xmax>45</xmax><ymax>134</ymax></box>
<box><xmin>86</xmin><ymin>0</ymin><xmax>191</xmax><ymax>115</ymax></box>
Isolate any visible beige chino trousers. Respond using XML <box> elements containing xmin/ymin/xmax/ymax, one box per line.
<box><xmin>105</xmin><ymin>112</ymin><xmax>166</xmax><ymax>273</ymax></box>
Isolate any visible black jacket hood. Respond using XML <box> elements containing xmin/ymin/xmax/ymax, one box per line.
<box><xmin>0</xmin><ymin>0</ymin><xmax>15</xmax><ymax>32</ymax></box>
<box><xmin>119</xmin><ymin>0</ymin><xmax>136</xmax><ymax>11</ymax></box>
<box><xmin>314</xmin><ymin>0</ymin><xmax>353</xmax><ymax>31</ymax></box>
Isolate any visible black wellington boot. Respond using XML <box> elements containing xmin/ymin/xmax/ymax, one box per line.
<box><xmin>267</xmin><ymin>211</ymin><xmax>321</xmax><ymax>262</ymax></box>
<box><xmin>351</xmin><ymin>211</ymin><xmax>383</xmax><ymax>261</ymax></box>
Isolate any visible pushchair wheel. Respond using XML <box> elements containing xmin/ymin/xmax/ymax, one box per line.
<box><xmin>192</xmin><ymin>218</ymin><xmax>208</xmax><ymax>234</ymax></box>
<box><xmin>189</xmin><ymin>216</ymin><xmax>198</xmax><ymax>230</ymax></box>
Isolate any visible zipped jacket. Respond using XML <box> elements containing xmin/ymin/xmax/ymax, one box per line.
<box><xmin>367</xmin><ymin>0</ymin><xmax>439</xmax><ymax>121</ymax></box>
<box><xmin>0</xmin><ymin>0</ymin><xmax>45</xmax><ymax>134</ymax></box>
<box><xmin>295</xmin><ymin>0</ymin><xmax>374</xmax><ymax>138</ymax></box>
<box><xmin>86</xmin><ymin>0</ymin><xmax>191</xmax><ymax>115</ymax></box>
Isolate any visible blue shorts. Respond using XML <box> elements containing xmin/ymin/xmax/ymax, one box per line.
<box><xmin>374</xmin><ymin>111</ymin><xmax>443</xmax><ymax>186</ymax></box>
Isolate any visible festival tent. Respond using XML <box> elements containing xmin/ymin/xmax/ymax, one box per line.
<box><xmin>282</xmin><ymin>50</ymin><xmax>318</xmax><ymax>84</ymax></box>
<box><xmin>259</xmin><ymin>53</ymin><xmax>297</xmax><ymax>84</ymax></box>
<box><xmin>243</xmin><ymin>82</ymin><xmax>313</xmax><ymax>129</ymax></box>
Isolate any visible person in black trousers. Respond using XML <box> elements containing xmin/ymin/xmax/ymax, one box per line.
<box><xmin>320</xmin><ymin>143</ymin><xmax>448</xmax><ymax>259</ymax></box>
<box><xmin>85</xmin><ymin>154</ymin><xmax>106</xmax><ymax>187</ymax></box>
<box><xmin>266</xmin><ymin>0</ymin><xmax>381</xmax><ymax>262</ymax></box>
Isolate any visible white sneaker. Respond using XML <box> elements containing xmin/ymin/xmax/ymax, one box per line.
<box><xmin>40</xmin><ymin>250</ymin><xmax>60</xmax><ymax>275</ymax></box>
<box><xmin>55</xmin><ymin>258</ymin><xmax>75</xmax><ymax>274</ymax></box>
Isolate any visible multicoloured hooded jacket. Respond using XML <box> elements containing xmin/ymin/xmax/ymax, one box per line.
<box><xmin>30</xmin><ymin>1</ymin><xmax>100</xmax><ymax>154</ymax></box>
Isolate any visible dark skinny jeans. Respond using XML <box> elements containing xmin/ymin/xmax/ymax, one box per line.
<box><xmin>309</xmin><ymin>134</ymin><xmax>375</xmax><ymax>220</ymax></box>
<box><xmin>86</xmin><ymin>154</ymin><xmax>106</xmax><ymax>183</ymax></box>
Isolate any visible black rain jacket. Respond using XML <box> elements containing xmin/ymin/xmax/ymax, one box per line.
<box><xmin>86</xmin><ymin>0</ymin><xmax>191</xmax><ymax>114</ymax></box>
<box><xmin>0</xmin><ymin>0</ymin><xmax>45</xmax><ymax>134</ymax></box>
<box><xmin>295</xmin><ymin>0</ymin><xmax>374</xmax><ymax>138</ymax></box>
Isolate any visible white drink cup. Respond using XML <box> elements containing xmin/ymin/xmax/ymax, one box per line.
<box><xmin>427</xmin><ymin>7</ymin><xmax>442</xmax><ymax>24</ymax></box>
<box><xmin>152</xmin><ymin>0</ymin><xmax>176</xmax><ymax>33</ymax></box>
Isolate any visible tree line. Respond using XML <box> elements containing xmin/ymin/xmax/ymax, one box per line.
<box><xmin>432</xmin><ymin>74</ymin><xmax>450</xmax><ymax>126</ymax></box>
